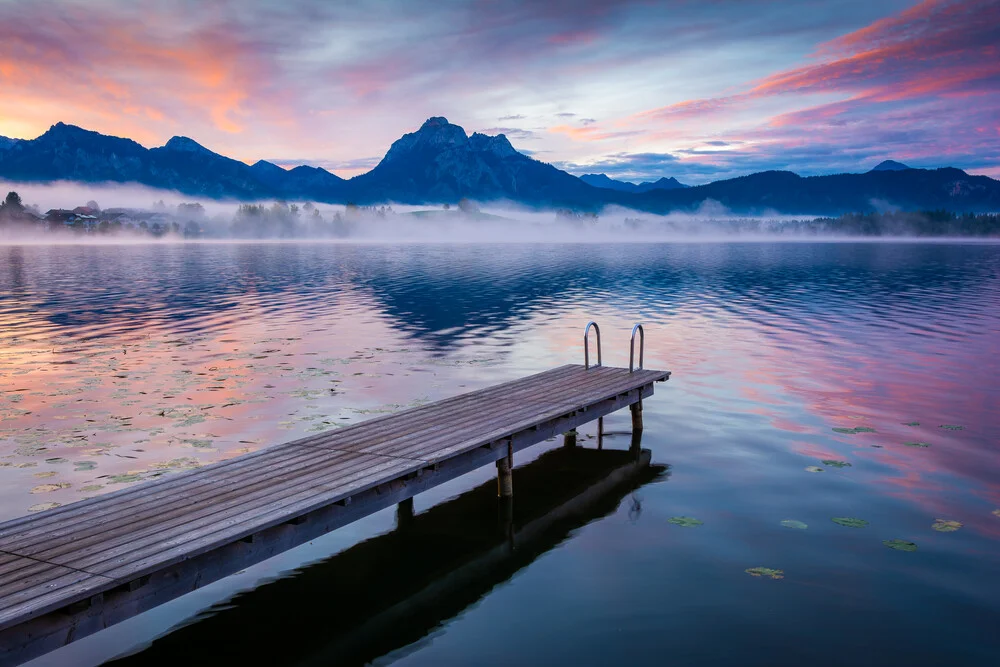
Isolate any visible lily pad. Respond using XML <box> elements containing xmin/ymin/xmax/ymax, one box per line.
<box><xmin>31</xmin><ymin>483</ymin><xmax>71</xmax><ymax>493</ymax></box>
<box><xmin>832</xmin><ymin>427</ymin><xmax>876</xmax><ymax>435</ymax></box>
<box><xmin>932</xmin><ymin>519</ymin><xmax>963</xmax><ymax>532</ymax></box>
<box><xmin>28</xmin><ymin>502</ymin><xmax>61</xmax><ymax>512</ymax></box>
<box><xmin>902</xmin><ymin>421</ymin><xmax>920</xmax><ymax>426</ymax></box>
<box><xmin>939</xmin><ymin>425</ymin><xmax>964</xmax><ymax>431</ymax></box>
<box><xmin>804</xmin><ymin>466</ymin><xmax>824</xmax><ymax>473</ymax></box>
<box><xmin>832</xmin><ymin>517</ymin><xmax>869</xmax><ymax>528</ymax></box>
<box><xmin>667</xmin><ymin>516</ymin><xmax>703</xmax><ymax>527</ymax></box>
<box><xmin>780</xmin><ymin>520</ymin><xmax>808</xmax><ymax>529</ymax></box>
<box><xmin>45</xmin><ymin>458</ymin><xmax>68</xmax><ymax>464</ymax></box>
<box><xmin>745</xmin><ymin>567</ymin><xmax>784</xmax><ymax>579</ymax></box>
<box><xmin>821</xmin><ymin>460</ymin><xmax>852</xmax><ymax>468</ymax></box>
<box><xmin>107</xmin><ymin>473</ymin><xmax>143</xmax><ymax>484</ymax></box>
<box><xmin>904</xmin><ymin>442</ymin><xmax>931</xmax><ymax>448</ymax></box>
<box><xmin>73</xmin><ymin>461</ymin><xmax>98</xmax><ymax>471</ymax></box>
<box><xmin>33</xmin><ymin>471</ymin><xmax>57</xmax><ymax>478</ymax></box>
<box><xmin>883</xmin><ymin>539</ymin><xmax>918</xmax><ymax>552</ymax></box>
<box><xmin>80</xmin><ymin>484</ymin><xmax>105</xmax><ymax>492</ymax></box>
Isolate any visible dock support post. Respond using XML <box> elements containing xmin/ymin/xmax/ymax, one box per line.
<box><xmin>396</xmin><ymin>497</ymin><xmax>414</xmax><ymax>528</ymax></box>
<box><xmin>563</xmin><ymin>428</ymin><xmax>577</xmax><ymax>448</ymax></box>
<box><xmin>630</xmin><ymin>427</ymin><xmax>643</xmax><ymax>458</ymax></box>
<box><xmin>630</xmin><ymin>399</ymin><xmax>643</xmax><ymax>433</ymax></box>
<box><xmin>597</xmin><ymin>417</ymin><xmax>604</xmax><ymax>450</ymax></box>
<box><xmin>496</xmin><ymin>442</ymin><xmax>513</xmax><ymax>499</ymax></box>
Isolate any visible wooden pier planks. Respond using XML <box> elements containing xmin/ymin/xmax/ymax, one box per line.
<box><xmin>0</xmin><ymin>363</ymin><xmax>668</xmax><ymax>659</ymax></box>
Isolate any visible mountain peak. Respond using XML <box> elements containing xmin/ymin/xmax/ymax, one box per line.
<box><xmin>40</xmin><ymin>122</ymin><xmax>93</xmax><ymax>140</ymax></box>
<box><xmin>469</xmin><ymin>132</ymin><xmax>518</xmax><ymax>158</ymax></box>
<box><xmin>163</xmin><ymin>136</ymin><xmax>214</xmax><ymax>155</ymax></box>
<box><xmin>579</xmin><ymin>173</ymin><xmax>688</xmax><ymax>193</ymax></box>
<box><xmin>420</xmin><ymin>116</ymin><xmax>451</xmax><ymax>130</ymax></box>
<box><xmin>870</xmin><ymin>159</ymin><xmax>911</xmax><ymax>172</ymax></box>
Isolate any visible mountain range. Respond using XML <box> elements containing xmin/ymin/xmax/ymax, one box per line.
<box><xmin>579</xmin><ymin>173</ymin><xmax>688</xmax><ymax>193</ymax></box>
<box><xmin>1</xmin><ymin>118</ymin><xmax>998</xmax><ymax>215</ymax></box>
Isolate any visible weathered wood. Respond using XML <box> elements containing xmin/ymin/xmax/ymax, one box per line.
<box><xmin>0</xmin><ymin>363</ymin><xmax>669</xmax><ymax>665</ymax></box>
<box><xmin>631</xmin><ymin>400</ymin><xmax>643</xmax><ymax>432</ymax></box>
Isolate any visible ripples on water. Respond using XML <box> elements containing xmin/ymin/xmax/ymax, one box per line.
<box><xmin>2</xmin><ymin>242</ymin><xmax>999</xmax><ymax>666</ymax></box>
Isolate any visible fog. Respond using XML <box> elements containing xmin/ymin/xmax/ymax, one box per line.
<box><xmin>1</xmin><ymin>180</ymin><xmax>997</xmax><ymax>243</ymax></box>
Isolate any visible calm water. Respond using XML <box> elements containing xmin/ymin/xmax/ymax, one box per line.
<box><xmin>2</xmin><ymin>242</ymin><xmax>999</xmax><ymax>666</ymax></box>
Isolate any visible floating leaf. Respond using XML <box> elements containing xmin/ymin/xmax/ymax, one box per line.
<box><xmin>932</xmin><ymin>519</ymin><xmax>963</xmax><ymax>532</ymax></box>
<box><xmin>939</xmin><ymin>425</ymin><xmax>964</xmax><ymax>431</ymax></box>
<box><xmin>667</xmin><ymin>516</ymin><xmax>703</xmax><ymax>527</ymax></box>
<box><xmin>33</xmin><ymin>471</ymin><xmax>57</xmax><ymax>478</ymax></box>
<box><xmin>902</xmin><ymin>422</ymin><xmax>920</xmax><ymax>426</ymax></box>
<box><xmin>904</xmin><ymin>442</ymin><xmax>931</xmax><ymax>448</ymax></box>
<box><xmin>45</xmin><ymin>457</ymin><xmax>68</xmax><ymax>464</ymax></box>
<box><xmin>80</xmin><ymin>484</ymin><xmax>104</xmax><ymax>492</ymax></box>
<box><xmin>780</xmin><ymin>520</ymin><xmax>808</xmax><ymax>529</ymax></box>
<box><xmin>73</xmin><ymin>461</ymin><xmax>98</xmax><ymax>471</ymax></box>
<box><xmin>832</xmin><ymin>517</ymin><xmax>869</xmax><ymax>528</ymax></box>
<box><xmin>804</xmin><ymin>466</ymin><xmax>824</xmax><ymax>473</ymax></box>
<box><xmin>883</xmin><ymin>539</ymin><xmax>918</xmax><ymax>552</ymax></box>
<box><xmin>28</xmin><ymin>502</ymin><xmax>61</xmax><ymax>512</ymax></box>
<box><xmin>822</xmin><ymin>460</ymin><xmax>852</xmax><ymax>468</ymax></box>
<box><xmin>31</xmin><ymin>483</ymin><xmax>71</xmax><ymax>493</ymax></box>
<box><xmin>745</xmin><ymin>567</ymin><xmax>784</xmax><ymax>579</ymax></box>
<box><xmin>832</xmin><ymin>427</ymin><xmax>876</xmax><ymax>435</ymax></box>
<box><xmin>107</xmin><ymin>473</ymin><xmax>143</xmax><ymax>484</ymax></box>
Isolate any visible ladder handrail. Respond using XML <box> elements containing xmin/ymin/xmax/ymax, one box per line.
<box><xmin>629</xmin><ymin>323</ymin><xmax>644</xmax><ymax>372</ymax></box>
<box><xmin>584</xmin><ymin>321</ymin><xmax>602</xmax><ymax>369</ymax></box>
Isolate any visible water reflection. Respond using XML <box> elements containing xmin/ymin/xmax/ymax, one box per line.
<box><xmin>107</xmin><ymin>444</ymin><xmax>665</xmax><ymax>666</ymax></box>
<box><xmin>2</xmin><ymin>242</ymin><xmax>999</xmax><ymax>665</ymax></box>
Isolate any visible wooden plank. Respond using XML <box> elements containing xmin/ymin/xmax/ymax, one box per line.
<box><xmin>0</xmin><ymin>363</ymin><xmax>670</xmax><ymax>661</ymax></box>
<box><xmin>0</xmin><ymin>367</ymin><xmax>581</xmax><ymax>539</ymax></box>
<box><xmin>0</xmin><ymin>368</ymin><xmax>654</xmax><ymax>553</ymax></box>
<box><xmin>300</xmin><ymin>367</ymin><xmax>657</xmax><ymax>460</ymax></box>
<box><xmin>10</xmin><ymin>451</ymin><xmax>416</xmax><ymax>565</ymax></box>
<box><xmin>0</xmin><ymin>367</ymin><xmax>585</xmax><ymax>544</ymax></box>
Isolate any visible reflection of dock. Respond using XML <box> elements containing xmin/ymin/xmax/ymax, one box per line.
<box><xmin>112</xmin><ymin>442</ymin><xmax>665</xmax><ymax>666</ymax></box>
<box><xmin>0</xmin><ymin>359</ymin><xmax>668</xmax><ymax>665</ymax></box>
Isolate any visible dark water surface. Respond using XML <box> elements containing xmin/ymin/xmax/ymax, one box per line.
<box><xmin>2</xmin><ymin>242</ymin><xmax>998</xmax><ymax>666</ymax></box>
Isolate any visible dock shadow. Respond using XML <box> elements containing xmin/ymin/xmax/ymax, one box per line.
<box><xmin>109</xmin><ymin>441</ymin><xmax>668</xmax><ymax>666</ymax></box>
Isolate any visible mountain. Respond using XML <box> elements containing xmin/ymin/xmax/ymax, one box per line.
<box><xmin>348</xmin><ymin>117</ymin><xmax>602</xmax><ymax>206</ymax></box>
<box><xmin>870</xmin><ymin>160</ymin><xmax>911</xmax><ymax>172</ymax></box>
<box><xmin>0</xmin><ymin>119</ymin><xmax>998</xmax><ymax>214</ymax></box>
<box><xmin>580</xmin><ymin>173</ymin><xmax>687</xmax><ymax>193</ymax></box>
<box><xmin>629</xmin><ymin>168</ymin><xmax>1000</xmax><ymax>215</ymax></box>
<box><xmin>0</xmin><ymin>123</ymin><xmax>348</xmax><ymax>201</ymax></box>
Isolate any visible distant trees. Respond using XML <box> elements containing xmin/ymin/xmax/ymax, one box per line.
<box><xmin>457</xmin><ymin>198</ymin><xmax>480</xmax><ymax>214</ymax></box>
<box><xmin>0</xmin><ymin>191</ymin><xmax>26</xmax><ymax>226</ymax></box>
<box><xmin>4</xmin><ymin>191</ymin><xmax>23</xmax><ymax>211</ymax></box>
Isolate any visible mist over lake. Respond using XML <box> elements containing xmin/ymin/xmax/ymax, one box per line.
<box><xmin>2</xmin><ymin>241</ymin><xmax>998</xmax><ymax>666</ymax></box>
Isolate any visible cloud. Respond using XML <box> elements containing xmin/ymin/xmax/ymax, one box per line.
<box><xmin>549</xmin><ymin>125</ymin><xmax>645</xmax><ymax>141</ymax></box>
<box><xmin>477</xmin><ymin>127</ymin><xmax>538</xmax><ymax>140</ymax></box>
<box><xmin>617</xmin><ymin>0</ymin><xmax>1000</xmax><ymax>181</ymax></box>
<box><xmin>556</xmin><ymin>151</ymin><xmax>681</xmax><ymax>180</ymax></box>
<box><xmin>0</xmin><ymin>0</ymin><xmax>994</xmax><ymax>184</ymax></box>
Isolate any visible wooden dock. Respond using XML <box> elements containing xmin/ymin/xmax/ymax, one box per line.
<box><xmin>0</xmin><ymin>361</ymin><xmax>668</xmax><ymax>664</ymax></box>
<box><xmin>111</xmin><ymin>444</ymin><xmax>665</xmax><ymax>665</ymax></box>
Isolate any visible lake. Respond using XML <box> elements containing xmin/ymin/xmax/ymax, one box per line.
<box><xmin>2</xmin><ymin>241</ymin><xmax>998</xmax><ymax>666</ymax></box>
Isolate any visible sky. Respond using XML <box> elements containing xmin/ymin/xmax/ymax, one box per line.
<box><xmin>0</xmin><ymin>0</ymin><xmax>997</xmax><ymax>185</ymax></box>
